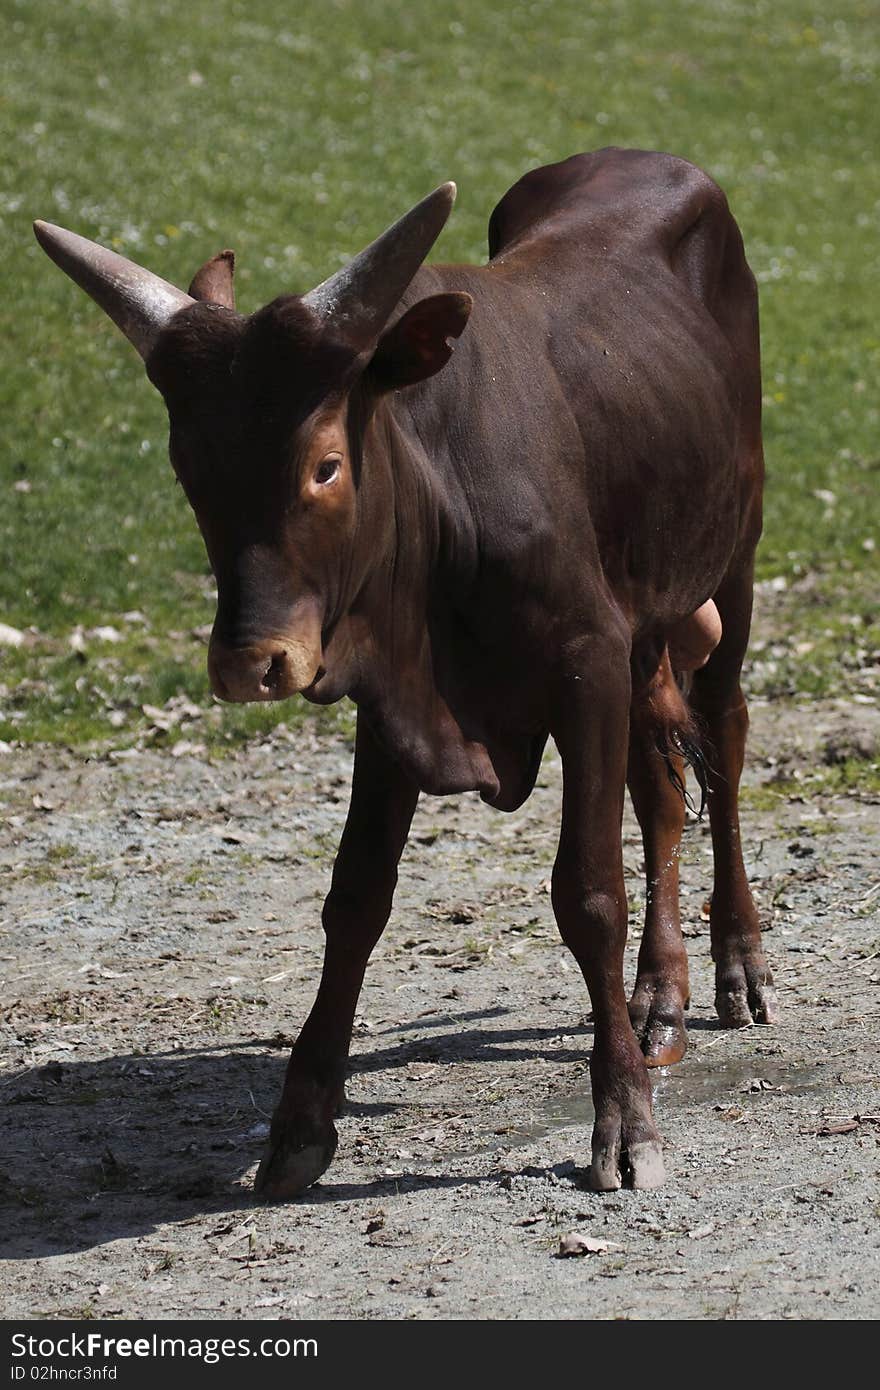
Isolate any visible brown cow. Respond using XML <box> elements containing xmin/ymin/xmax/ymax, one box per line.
<box><xmin>35</xmin><ymin>148</ymin><xmax>776</xmax><ymax>1197</ymax></box>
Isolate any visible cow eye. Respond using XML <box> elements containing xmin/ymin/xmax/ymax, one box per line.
<box><xmin>314</xmin><ymin>456</ymin><xmax>341</xmax><ymax>486</ymax></box>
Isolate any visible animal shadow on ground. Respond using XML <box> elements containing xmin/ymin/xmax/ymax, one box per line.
<box><xmin>0</xmin><ymin>1011</ymin><xmax>599</xmax><ymax>1258</ymax></box>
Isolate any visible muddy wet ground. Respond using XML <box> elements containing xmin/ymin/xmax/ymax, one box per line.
<box><xmin>1</xmin><ymin>696</ymin><xmax>879</xmax><ymax>1320</ymax></box>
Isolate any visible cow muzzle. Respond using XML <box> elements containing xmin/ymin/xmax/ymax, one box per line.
<box><xmin>208</xmin><ymin>635</ymin><xmax>323</xmax><ymax>703</ymax></box>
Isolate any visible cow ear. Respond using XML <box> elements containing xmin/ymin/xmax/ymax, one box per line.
<box><xmin>188</xmin><ymin>250</ymin><xmax>236</xmax><ymax>309</ymax></box>
<box><xmin>368</xmin><ymin>292</ymin><xmax>472</xmax><ymax>390</ymax></box>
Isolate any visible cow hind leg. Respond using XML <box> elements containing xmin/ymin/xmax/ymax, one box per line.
<box><xmin>627</xmin><ymin>650</ymin><xmax>694</xmax><ymax>1067</ymax></box>
<box><xmin>255</xmin><ymin>716</ymin><xmax>419</xmax><ymax>1200</ymax></box>
<box><xmin>691</xmin><ymin>565</ymin><xmax>777</xmax><ymax>1028</ymax></box>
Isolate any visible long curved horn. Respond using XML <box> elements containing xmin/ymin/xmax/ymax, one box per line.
<box><xmin>33</xmin><ymin>221</ymin><xmax>195</xmax><ymax>361</ymax></box>
<box><xmin>302</xmin><ymin>182</ymin><xmax>457</xmax><ymax>347</ymax></box>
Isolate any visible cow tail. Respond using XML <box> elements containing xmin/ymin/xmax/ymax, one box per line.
<box><xmin>662</xmin><ymin>720</ymin><xmax>709</xmax><ymax>819</ymax></box>
<box><xmin>635</xmin><ymin>659</ymin><xmax>709</xmax><ymax>819</ymax></box>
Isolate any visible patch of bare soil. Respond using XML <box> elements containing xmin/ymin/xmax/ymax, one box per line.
<box><xmin>1</xmin><ymin>698</ymin><xmax>878</xmax><ymax>1320</ymax></box>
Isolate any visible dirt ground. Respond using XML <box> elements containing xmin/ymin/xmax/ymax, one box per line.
<box><xmin>1</xmin><ymin>691</ymin><xmax>879</xmax><ymax>1322</ymax></box>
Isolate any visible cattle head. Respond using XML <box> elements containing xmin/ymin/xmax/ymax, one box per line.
<box><xmin>34</xmin><ymin>188</ymin><xmax>472</xmax><ymax>704</ymax></box>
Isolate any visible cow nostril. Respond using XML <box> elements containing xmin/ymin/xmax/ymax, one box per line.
<box><xmin>261</xmin><ymin>651</ymin><xmax>288</xmax><ymax>693</ymax></box>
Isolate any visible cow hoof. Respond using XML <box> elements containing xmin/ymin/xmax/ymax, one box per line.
<box><xmin>586</xmin><ymin>1102</ymin><xmax>666</xmax><ymax>1192</ymax></box>
<box><xmin>586</xmin><ymin>1140</ymin><xmax>623</xmax><ymax>1192</ymax></box>
<box><xmin>626</xmin><ymin>1140</ymin><xmax>666</xmax><ymax>1189</ymax></box>
<box><xmin>587</xmin><ymin>1138</ymin><xmax>665</xmax><ymax>1191</ymax></box>
<box><xmin>715</xmin><ymin>960</ymin><xmax>778</xmax><ymax>1028</ymax></box>
<box><xmin>253</xmin><ymin>1130</ymin><xmax>337</xmax><ymax>1202</ymax></box>
<box><xmin>642</xmin><ymin>1021</ymin><xmax>687</xmax><ymax>1068</ymax></box>
<box><xmin>628</xmin><ymin>985</ymin><xmax>688</xmax><ymax>1067</ymax></box>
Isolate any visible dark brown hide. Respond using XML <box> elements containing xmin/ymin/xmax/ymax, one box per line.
<box><xmin>38</xmin><ymin>149</ymin><xmax>776</xmax><ymax>1198</ymax></box>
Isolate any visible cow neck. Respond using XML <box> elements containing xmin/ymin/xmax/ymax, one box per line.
<box><xmin>348</xmin><ymin>395</ymin><xmax>498</xmax><ymax>801</ymax></box>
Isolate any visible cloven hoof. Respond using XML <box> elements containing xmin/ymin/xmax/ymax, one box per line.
<box><xmin>253</xmin><ymin>1132</ymin><xmax>337</xmax><ymax>1202</ymax></box>
<box><xmin>587</xmin><ymin>1139</ymin><xmax>666</xmax><ymax>1192</ymax></box>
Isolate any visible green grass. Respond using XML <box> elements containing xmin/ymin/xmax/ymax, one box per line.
<box><xmin>742</xmin><ymin>757</ymin><xmax>880</xmax><ymax>811</ymax></box>
<box><xmin>1</xmin><ymin>0</ymin><xmax>877</xmax><ymax>746</ymax></box>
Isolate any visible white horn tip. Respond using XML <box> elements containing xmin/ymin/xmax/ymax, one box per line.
<box><xmin>33</xmin><ymin>220</ymin><xmax>73</xmax><ymax>256</ymax></box>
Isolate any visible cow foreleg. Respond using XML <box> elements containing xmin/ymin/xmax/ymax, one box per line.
<box><xmin>627</xmin><ymin>712</ymin><xmax>689</xmax><ymax>1067</ymax></box>
<box><xmin>255</xmin><ymin>715</ymin><xmax>419</xmax><ymax>1200</ymax></box>
<box><xmin>691</xmin><ymin>568</ymin><xmax>777</xmax><ymax>1028</ymax></box>
<box><xmin>551</xmin><ymin>638</ymin><xmax>664</xmax><ymax>1191</ymax></box>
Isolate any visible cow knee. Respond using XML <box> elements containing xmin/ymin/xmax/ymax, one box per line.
<box><xmin>551</xmin><ymin>876</ymin><xmax>626</xmax><ymax>956</ymax></box>
<box><xmin>322</xmin><ymin>869</ymin><xmax>398</xmax><ymax>939</ymax></box>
